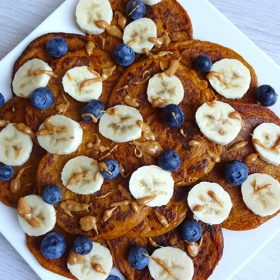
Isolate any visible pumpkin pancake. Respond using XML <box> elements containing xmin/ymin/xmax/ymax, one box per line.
<box><xmin>128</xmin><ymin>188</ymin><xmax>188</xmax><ymax>238</ymax></box>
<box><xmin>0</xmin><ymin>98</ymin><xmax>45</xmax><ymax>208</ymax></box>
<box><xmin>108</xmin><ymin>223</ymin><xmax>223</xmax><ymax>280</ymax></box>
<box><xmin>37</xmin><ymin>122</ymin><xmax>150</xmax><ymax>240</ymax></box>
<box><xmin>202</xmin><ymin>102</ymin><xmax>280</xmax><ymax>230</ymax></box>
<box><xmin>108</xmin><ymin>54</ymin><xmax>222</xmax><ymax>186</ymax></box>
<box><xmin>87</xmin><ymin>0</ymin><xmax>193</xmax><ymax>53</ymax></box>
<box><xmin>163</xmin><ymin>40</ymin><xmax>258</xmax><ymax>103</ymax></box>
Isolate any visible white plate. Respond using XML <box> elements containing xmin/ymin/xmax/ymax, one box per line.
<box><xmin>0</xmin><ymin>0</ymin><xmax>280</xmax><ymax>279</ymax></box>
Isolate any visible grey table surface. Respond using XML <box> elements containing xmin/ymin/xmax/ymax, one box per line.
<box><xmin>0</xmin><ymin>0</ymin><xmax>279</xmax><ymax>279</ymax></box>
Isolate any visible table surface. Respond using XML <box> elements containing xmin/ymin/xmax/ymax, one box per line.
<box><xmin>0</xmin><ymin>0</ymin><xmax>279</xmax><ymax>279</ymax></box>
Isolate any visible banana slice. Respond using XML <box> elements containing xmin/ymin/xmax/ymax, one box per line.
<box><xmin>188</xmin><ymin>182</ymin><xmax>233</xmax><ymax>224</ymax></box>
<box><xmin>208</xmin><ymin>58</ymin><xmax>251</xmax><ymax>99</ymax></box>
<box><xmin>67</xmin><ymin>242</ymin><xmax>113</xmax><ymax>280</ymax></box>
<box><xmin>143</xmin><ymin>0</ymin><xmax>162</xmax><ymax>5</ymax></box>
<box><xmin>62</xmin><ymin>66</ymin><xmax>103</xmax><ymax>102</ymax></box>
<box><xmin>147</xmin><ymin>73</ymin><xmax>184</xmax><ymax>108</ymax></box>
<box><xmin>17</xmin><ymin>195</ymin><xmax>56</xmax><ymax>236</ymax></box>
<box><xmin>37</xmin><ymin>115</ymin><xmax>83</xmax><ymax>155</ymax></box>
<box><xmin>0</xmin><ymin>123</ymin><xmax>33</xmax><ymax>166</ymax></box>
<box><xmin>241</xmin><ymin>173</ymin><xmax>280</xmax><ymax>217</ymax></box>
<box><xmin>252</xmin><ymin>123</ymin><xmax>280</xmax><ymax>166</ymax></box>
<box><xmin>195</xmin><ymin>101</ymin><xmax>242</xmax><ymax>145</ymax></box>
<box><xmin>123</xmin><ymin>18</ymin><xmax>157</xmax><ymax>54</ymax></box>
<box><xmin>129</xmin><ymin>165</ymin><xmax>174</xmax><ymax>207</ymax></box>
<box><xmin>61</xmin><ymin>156</ymin><xmax>104</xmax><ymax>195</ymax></box>
<box><xmin>148</xmin><ymin>246</ymin><xmax>194</xmax><ymax>280</ymax></box>
<box><xmin>13</xmin><ymin>58</ymin><xmax>54</xmax><ymax>98</ymax></box>
<box><xmin>99</xmin><ymin>105</ymin><xmax>143</xmax><ymax>143</ymax></box>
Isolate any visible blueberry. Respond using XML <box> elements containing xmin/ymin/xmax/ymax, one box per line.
<box><xmin>46</xmin><ymin>37</ymin><xmax>68</xmax><ymax>58</ymax></box>
<box><xmin>100</xmin><ymin>159</ymin><xmax>120</xmax><ymax>180</ymax></box>
<box><xmin>255</xmin><ymin>85</ymin><xmax>278</xmax><ymax>107</ymax></box>
<box><xmin>31</xmin><ymin>87</ymin><xmax>55</xmax><ymax>110</ymax></box>
<box><xmin>42</xmin><ymin>185</ymin><xmax>62</xmax><ymax>205</ymax></box>
<box><xmin>194</xmin><ymin>55</ymin><xmax>213</xmax><ymax>73</ymax></box>
<box><xmin>162</xmin><ymin>104</ymin><xmax>185</xmax><ymax>129</ymax></box>
<box><xmin>41</xmin><ymin>232</ymin><xmax>67</xmax><ymax>260</ymax></box>
<box><xmin>113</xmin><ymin>44</ymin><xmax>135</xmax><ymax>67</ymax></box>
<box><xmin>81</xmin><ymin>100</ymin><xmax>105</xmax><ymax>122</ymax></box>
<box><xmin>224</xmin><ymin>160</ymin><xmax>249</xmax><ymax>186</ymax></box>
<box><xmin>158</xmin><ymin>150</ymin><xmax>181</xmax><ymax>172</ymax></box>
<box><xmin>0</xmin><ymin>93</ymin><xmax>5</xmax><ymax>108</ymax></box>
<box><xmin>128</xmin><ymin>246</ymin><xmax>149</xmax><ymax>270</ymax></box>
<box><xmin>73</xmin><ymin>235</ymin><xmax>93</xmax><ymax>255</ymax></box>
<box><xmin>180</xmin><ymin>219</ymin><xmax>202</xmax><ymax>242</ymax></box>
<box><xmin>0</xmin><ymin>164</ymin><xmax>14</xmax><ymax>181</ymax></box>
<box><xmin>126</xmin><ymin>0</ymin><xmax>146</xmax><ymax>20</ymax></box>
<box><xmin>106</xmin><ymin>276</ymin><xmax>121</xmax><ymax>280</ymax></box>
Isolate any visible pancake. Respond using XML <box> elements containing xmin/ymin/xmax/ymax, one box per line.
<box><xmin>203</xmin><ymin>102</ymin><xmax>280</xmax><ymax>230</ymax></box>
<box><xmin>0</xmin><ymin>98</ymin><xmax>45</xmax><ymax>208</ymax></box>
<box><xmin>108</xmin><ymin>54</ymin><xmax>222</xmax><ymax>186</ymax></box>
<box><xmin>87</xmin><ymin>0</ymin><xmax>193</xmax><ymax>53</ymax></box>
<box><xmin>108</xmin><ymin>223</ymin><xmax>223</xmax><ymax>280</ymax></box>
<box><xmin>37</xmin><ymin>122</ymin><xmax>151</xmax><ymax>240</ymax></box>
<box><xmin>163</xmin><ymin>40</ymin><xmax>258</xmax><ymax>102</ymax></box>
<box><xmin>128</xmin><ymin>188</ymin><xmax>188</xmax><ymax>238</ymax></box>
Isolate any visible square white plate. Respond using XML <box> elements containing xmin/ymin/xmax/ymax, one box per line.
<box><xmin>0</xmin><ymin>0</ymin><xmax>280</xmax><ymax>279</ymax></box>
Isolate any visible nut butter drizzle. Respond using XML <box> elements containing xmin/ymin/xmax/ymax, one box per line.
<box><xmin>10</xmin><ymin>165</ymin><xmax>32</xmax><ymax>193</ymax></box>
<box><xmin>252</xmin><ymin>179</ymin><xmax>272</xmax><ymax>192</ymax></box>
<box><xmin>92</xmin><ymin>263</ymin><xmax>106</xmax><ymax>274</ymax></box>
<box><xmin>79</xmin><ymin>215</ymin><xmax>98</xmax><ymax>233</ymax></box>
<box><xmin>165</xmin><ymin>59</ymin><xmax>181</xmax><ymax>77</ymax></box>
<box><xmin>14</xmin><ymin>123</ymin><xmax>35</xmax><ymax>138</ymax></box>
<box><xmin>186</xmin><ymin>236</ymin><xmax>203</xmax><ymax>258</ymax></box>
<box><xmin>98</xmin><ymin>145</ymin><xmax>118</xmax><ymax>161</ymax></box>
<box><xmin>56</xmin><ymin>93</ymin><xmax>70</xmax><ymax>114</ymax></box>
<box><xmin>253</xmin><ymin>136</ymin><xmax>280</xmax><ymax>152</ymax></box>
<box><xmin>130</xmin><ymin>141</ymin><xmax>163</xmax><ymax>158</ymax></box>
<box><xmin>37</xmin><ymin>117</ymin><xmax>67</xmax><ymax>136</ymax></box>
<box><xmin>115</xmin><ymin>11</ymin><xmax>127</xmax><ymax>30</ymax></box>
<box><xmin>228</xmin><ymin>141</ymin><xmax>248</xmax><ymax>152</ymax></box>
<box><xmin>103</xmin><ymin>206</ymin><xmax>118</xmax><ymax>222</ymax></box>
<box><xmin>87</xmin><ymin>133</ymin><xmax>110</xmax><ymax>153</ymax></box>
<box><xmin>94</xmin><ymin>20</ymin><xmax>123</xmax><ymax>39</ymax></box>
<box><xmin>124</xmin><ymin>95</ymin><xmax>140</xmax><ymax>108</ymax></box>
<box><xmin>244</xmin><ymin>152</ymin><xmax>258</xmax><ymax>163</ymax></box>
<box><xmin>119</xmin><ymin>164</ymin><xmax>130</xmax><ymax>178</ymax></box>
<box><xmin>60</xmin><ymin>200</ymin><xmax>91</xmax><ymax>217</ymax></box>
<box><xmin>117</xmin><ymin>184</ymin><xmax>131</xmax><ymax>199</ymax></box>
<box><xmin>134</xmin><ymin>70</ymin><xmax>151</xmax><ymax>85</ymax></box>
<box><xmin>136</xmin><ymin>120</ymin><xmax>155</xmax><ymax>141</ymax></box>
<box><xmin>0</xmin><ymin>120</ymin><xmax>10</xmax><ymax>127</ymax></box>
<box><xmin>149</xmin><ymin>32</ymin><xmax>171</xmax><ymax>48</ymax></box>
<box><xmin>67</xmin><ymin>171</ymin><xmax>88</xmax><ymax>187</ymax></box>
<box><xmin>68</xmin><ymin>251</ymin><xmax>84</xmax><ymax>265</ymax></box>
<box><xmin>155</xmin><ymin>211</ymin><xmax>168</xmax><ymax>227</ymax></box>
<box><xmin>82</xmin><ymin>113</ymin><xmax>98</xmax><ymax>123</ymax></box>
<box><xmin>28</xmin><ymin>69</ymin><xmax>57</xmax><ymax>78</ymax></box>
<box><xmin>18</xmin><ymin>197</ymin><xmax>42</xmax><ymax>227</ymax></box>
<box><xmin>86</xmin><ymin>41</ymin><xmax>96</xmax><ymax>56</ymax></box>
<box><xmin>229</xmin><ymin>111</ymin><xmax>242</xmax><ymax>121</ymax></box>
<box><xmin>207</xmin><ymin>149</ymin><xmax>221</xmax><ymax>163</ymax></box>
<box><xmin>142</xmin><ymin>48</ymin><xmax>173</xmax><ymax>59</ymax></box>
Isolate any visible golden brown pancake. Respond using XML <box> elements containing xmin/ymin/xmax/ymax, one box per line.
<box><xmin>37</xmin><ymin>122</ymin><xmax>151</xmax><ymax>240</ymax></box>
<box><xmin>87</xmin><ymin>0</ymin><xmax>193</xmax><ymax>52</ymax></box>
<box><xmin>163</xmin><ymin>40</ymin><xmax>258</xmax><ymax>102</ymax></box>
<box><xmin>108</xmin><ymin>224</ymin><xmax>223</xmax><ymax>280</ymax></box>
<box><xmin>0</xmin><ymin>98</ymin><xmax>45</xmax><ymax>208</ymax></box>
<box><xmin>108</xmin><ymin>54</ymin><xmax>222</xmax><ymax>186</ymax></box>
<box><xmin>202</xmin><ymin>102</ymin><xmax>280</xmax><ymax>230</ymax></box>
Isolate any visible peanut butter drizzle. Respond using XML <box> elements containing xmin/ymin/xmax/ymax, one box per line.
<box><xmin>101</xmin><ymin>66</ymin><xmax>116</xmax><ymax>80</ymax></box>
<box><xmin>87</xmin><ymin>133</ymin><xmax>110</xmax><ymax>153</ymax></box>
<box><xmin>86</xmin><ymin>41</ymin><xmax>95</xmax><ymax>56</ymax></box>
<box><xmin>28</xmin><ymin>69</ymin><xmax>57</xmax><ymax>78</ymax></box>
<box><xmin>99</xmin><ymin>145</ymin><xmax>118</xmax><ymax>161</ymax></box>
<box><xmin>124</xmin><ymin>95</ymin><xmax>140</xmax><ymax>108</ymax></box>
<box><xmin>10</xmin><ymin>165</ymin><xmax>32</xmax><ymax>193</ymax></box>
<box><xmin>81</xmin><ymin>113</ymin><xmax>98</xmax><ymax>123</ymax></box>
<box><xmin>68</xmin><ymin>251</ymin><xmax>84</xmax><ymax>265</ymax></box>
<box><xmin>136</xmin><ymin>194</ymin><xmax>157</xmax><ymax>205</ymax></box>
<box><xmin>92</xmin><ymin>263</ymin><xmax>107</xmax><ymax>274</ymax></box>
<box><xmin>17</xmin><ymin>197</ymin><xmax>42</xmax><ymax>227</ymax></box>
<box><xmin>228</xmin><ymin>141</ymin><xmax>248</xmax><ymax>152</ymax></box>
<box><xmin>149</xmin><ymin>237</ymin><xmax>159</xmax><ymax>247</ymax></box>
<box><xmin>149</xmin><ymin>256</ymin><xmax>178</xmax><ymax>280</ymax></box>
<box><xmin>106</xmin><ymin>107</ymin><xmax>118</xmax><ymax>116</ymax></box>
<box><xmin>244</xmin><ymin>152</ymin><xmax>258</xmax><ymax>163</ymax></box>
<box><xmin>93</xmin><ymin>171</ymin><xmax>100</xmax><ymax>181</ymax></box>
<box><xmin>14</xmin><ymin>123</ymin><xmax>35</xmax><ymax>138</ymax></box>
<box><xmin>127</xmin><ymin>38</ymin><xmax>138</xmax><ymax>46</ymax></box>
<box><xmin>103</xmin><ymin>206</ymin><xmax>118</xmax><ymax>222</ymax></box>
<box><xmin>67</xmin><ymin>171</ymin><xmax>88</xmax><ymax>187</ymax></box>
<box><xmin>151</xmin><ymin>97</ymin><xmax>169</xmax><ymax>108</ymax></box>
<box><xmin>115</xmin><ymin>11</ymin><xmax>127</xmax><ymax>30</ymax></box>
<box><xmin>37</xmin><ymin>118</ymin><xmax>67</xmax><ymax>136</ymax></box>
<box><xmin>208</xmin><ymin>191</ymin><xmax>224</xmax><ymax>207</ymax></box>
<box><xmin>207</xmin><ymin>150</ymin><xmax>221</xmax><ymax>163</ymax></box>
<box><xmin>193</xmin><ymin>205</ymin><xmax>203</xmax><ymax>212</ymax></box>
<box><xmin>130</xmin><ymin>201</ymin><xmax>140</xmax><ymax>213</ymax></box>
<box><xmin>79</xmin><ymin>215</ymin><xmax>98</xmax><ymax>233</ymax></box>
<box><xmin>179</xmin><ymin>128</ymin><xmax>187</xmax><ymax>138</ymax></box>
<box><xmin>94</xmin><ymin>20</ymin><xmax>123</xmax><ymax>39</ymax></box>
<box><xmin>186</xmin><ymin>236</ymin><xmax>203</xmax><ymax>258</ymax></box>
<box><xmin>253</xmin><ymin>137</ymin><xmax>280</xmax><ymax>152</ymax></box>
<box><xmin>117</xmin><ymin>184</ymin><xmax>131</xmax><ymax>199</ymax></box>
<box><xmin>229</xmin><ymin>111</ymin><xmax>242</xmax><ymax>121</ymax></box>
<box><xmin>155</xmin><ymin>211</ymin><xmax>168</xmax><ymax>227</ymax></box>
<box><xmin>99</xmin><ymin>162</ymin><xmax>112</xmax><ymax>175</ymax></box>
<box><xmin>56</xmin><ymin>93</ymin><xmax>70</xmax><ymax>114</ymax></box>
<box><xmin>60</xmin><ymin>200</ymin><xmax>91</xmax><ymax>217</ymax></box>
<box><xmin>136</xmin><ymin>120</ymin><xmax>155</xmax><ymax>141</ymax></box>
<box><xmin>0</xmin><ymin>120</ymin><xmax>9</xmax><ymax>127</ymax></box>
<box><xmin>120</xmin><ymin>164</ymin><xmax>129</xmax><ymax>178</ymax></box>
<box><xmin>142</xmin><ymin>48</ymin><xmax>173</xmax><ymax>59</ymax></box>
<box><xmin>110</xmin><ymin>200</ymin><xmax>130</xmax><ymax>208</ymax></box>
<box><xmin>149</xmin><ymin>33</ymin><xmax>171</xmax><ymax>47</ymax></box>
<box><xmin>165</xmin><ymin>59</ymin><xmax>181</xmax><ymax>77</ymax></box>
<box><xmin>206</xmin><ymin>101</ymin><xmax>216</xmax><ymax>107</ymax></box>
<box><xmin>134</xmin><ymin>70</ymin><xmax>150</xmax><ymax>85</ymax></box>
<box><xmin>252</xmin><ymin>179</ymin><xmax>272</xmax><ymax>192</ymax></box>
<box><xmin>130</xmin><ymin>141</ymin><xmax>163</xmax><ymax>157</ymax></box>
<box><xmin>188</xmin><ymin>139</ymin><xmax>201</xmax><ymax>147</ymax></box>
<box><xmin>80</xmin><ymin>76</ymin><xmax>103</xmax><ymax>91</ymax></box>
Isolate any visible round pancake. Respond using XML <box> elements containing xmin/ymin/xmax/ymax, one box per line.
<box><xmin>163</xmin><ymin>40</ymin><xmax>258</xmax><ymax>102</ymax></box>
<box><xmin>0</xmin><ymin>98</ymin><xmax>45</xmax><ymax>208</ymax></box>
<box><xmin>108</xmin><ymin>54</ymin><xmax>222</xmax><ymax>186</ymax></box>
<box><xmin>87</xmin><ymin>0</ymin><xmax>193</xmax><ymax>53</ymax></box>
<box><xmin>128</xmin><ymin>188</ymin><xmax>188</xmax><ymax>238</ymax></box>
<box><xmin>37</xmin><ymin>122</ymin><xmax>151</xmax><ymax>240</ymax></box>
<box><xmin>108</xmin><ymin>223</ymin><xmax>223</xmax><ymax>280</ymax></box>
<box><xmin>203</xmin><ymin>102</ymin><xmax>280</xmax><ymax>230</ymax></box>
